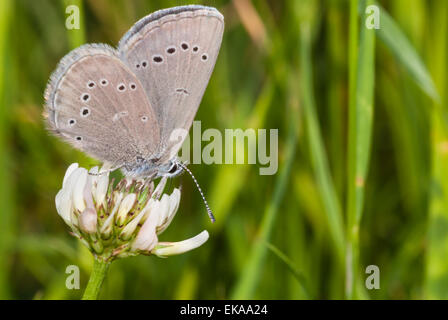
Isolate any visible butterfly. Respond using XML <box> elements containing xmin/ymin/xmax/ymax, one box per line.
<box><xmin>44</xmin><ymin>5</ymin><xmax>224</xmax><ymax>222</ymax></box>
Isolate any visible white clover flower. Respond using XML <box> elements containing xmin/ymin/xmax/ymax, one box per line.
<box><xmin>55</xmin><ymin>163</ymin><xmax>209</xmax><ymax>261</ymax></box>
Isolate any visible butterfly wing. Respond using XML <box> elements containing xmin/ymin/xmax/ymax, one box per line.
<box><xmin>44</xmin><ymin>44</ymin><xmax>160</xmax><ymax>167</ymax></box>
<box><xmin>118</xmin><ymin>5</ymin><xmax>224</xmax><ymax>162</ymax></box>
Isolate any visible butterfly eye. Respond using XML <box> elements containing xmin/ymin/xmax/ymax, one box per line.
<box><xmin>168</xmin><ymin>163</ymin><xmax>178</xmax><ymax>174</ymax></box>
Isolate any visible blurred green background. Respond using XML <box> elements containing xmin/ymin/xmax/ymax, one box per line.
<box><xmin>1</xmin><ymin>0</ymin><xmax>448</xmax><ymax>299</ymax></box>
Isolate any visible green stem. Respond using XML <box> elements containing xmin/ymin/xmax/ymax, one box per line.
<box><xmin>82</xmin><ymin>258</ymin><xmax>110</xmax><ymax>300</ymax></box>
<box><xmin>298</xmin><ymin>0</ymin><xmax>345</xmax><ymax>268</ymax></box>
<box><xmin>346</xmin><ymin>0</ymin><xmax>359</xmax><ymax>300</ymax></box>
<box><xmin>346</xmin><ymin>0</ymin><xmax>376</xmax><ymax>299</ymax></box>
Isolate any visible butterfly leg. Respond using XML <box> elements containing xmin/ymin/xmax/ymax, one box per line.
<box><xmin>88</xmin><ymin>164</ymin><xmax>124</xmax><ymax>176</ymax></box>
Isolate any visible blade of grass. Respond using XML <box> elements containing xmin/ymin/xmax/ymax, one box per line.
<box><xmin>231</xmin><ymin>112</ymin><xmax>297</xmax><ymax>299</ymax></box>
<box><xmin>283</xmin><ymin>182</ymin><xmax>311</xmax><ymax>299</ymax></box>
<box><xmin>345</xmin><ymin>0</ymin><xmax>359</xmax><ymax>299</ymax></box>
<box><xmin>265</xmin><ymin>242</ymin><xmax>311</xmax><ymax>299</ymax></box>
<box><xmin>0</xmin><ymin>0</ymin><xmax>14</xmax><ymax>299</ymax></box>
<box><xmin>64</xmin><ymin>0</ymin><xmax>86</xmax><ymax>48</ymax></box>
<box><xmin>346</xmin><ymin>0</ymin><xmax>376</xmax><ymax>299</ymax></box>
<box><xmin>326</xmin><ymin>0</ymin><xmax>346</xmax><ymax>197</ymax></box>
<box><xmin>297</xmin><ymin>0</ymin><xmax>345</xmax><ymax>264</ymax></box>
<box><xmin>425</xmin><ymin>0</ymin><xmax>448</xmax><ymax>299</ymax></box>
<box><xmin>209</xmin><ymin>81</ymin><xmax>274</xmax><ymax>230</ymax></box>
<box><xmin>375</xmin><ymin>3</ymin><xmax>439</xmax><ymax>101</ymax></box>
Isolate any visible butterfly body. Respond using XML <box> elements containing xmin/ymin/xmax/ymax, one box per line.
<box><xmin>121</xmin><ymin>156</ymin><xmax>183</xmax><ymax>179</ymax></box>
<box><xmin>44</xmin><ymin>5</ymin><xmax>224</xmax><ymax>179</ymax></box>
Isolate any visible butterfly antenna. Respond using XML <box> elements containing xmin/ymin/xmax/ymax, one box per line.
<box><xmin>178</xmin><ymin>162</ymin><xmax>215</xmax><ymax>223</ymax></box>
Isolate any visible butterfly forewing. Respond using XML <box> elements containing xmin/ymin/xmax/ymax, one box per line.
<box><xmin>118</xmin><ymin>6</ymin><xmax>224</xmax><ymax>162</ymax></box>
<box><xmin>45</xmin><ymin>44</ymin><xmax>160</xmax><ymax>167</ymax></box>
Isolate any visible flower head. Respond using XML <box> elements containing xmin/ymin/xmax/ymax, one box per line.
<box><xmin>55</xmin><ymin>163</ymin><xmax>209</xmax><ymax>261</ymax></box>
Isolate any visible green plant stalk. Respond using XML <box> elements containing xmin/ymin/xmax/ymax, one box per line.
<box><xmin>425</xmin><ymin>0</ymin><xmax>448</xmax><ymax>299</ymax></box>
<box><xmin>327</xmin><ymin>0</ymin><xmax>346</xmax><ymax>198</ymax></box>
<box><xmin>299</xmin><ymin>14</ymin><xmax>345</xmax><ymax>265</ymax></box>
<box><xmin>265</xmin><ymin>242</ymin><xmax>311</xmax><ymax>299</ymax></box>
<box><xmin>82</xmin><ymin>258</ymin><xmax>110</xmax><ymax>300</ymax></box>
<box><xmin>209</xmin><ymin>81</ymin><xmax>274</xmax><ymax>230</ymax></box>
<box><xmin>64</xmin><ymin>0</ymin><xmax>86</xmax><ymax>49</ymax></box>
<box><xmin>375</xmin><ymin>3</ymin><xmax>439</xmax><ymax>101</ymax></box>
<box><xmin>0</xmin><ymin>0</ymin><xmax>13</xmax><ymax>299</ymax></box>
<box><xmin>231</xmin><ymin>115</ymin><xmax>297</xmax><ymax>299</ymax></box>
<box><xmin>346</xmin><ymin>0</ymin><xmax>376</xmax><ymax>299</ymax></box>
<box><xmin>345</xmin><ymin>0</ymin><xmax>359</xmax><ymax>300</ymax></box>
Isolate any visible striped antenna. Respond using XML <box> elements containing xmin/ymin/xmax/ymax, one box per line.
<box><xmin>178</xmin><ymin>162</ymin><xmax>215</xmax><ymax>223</ymax></box>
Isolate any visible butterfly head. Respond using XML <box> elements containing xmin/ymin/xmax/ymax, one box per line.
<box><xmin>157</xmin><ymin>158</ymin><xmax>184</xmax><ymax>178</ymax></box>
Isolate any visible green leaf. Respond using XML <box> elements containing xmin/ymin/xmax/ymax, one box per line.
<box><xmin>231</xmin><ymin>116</ymin><xmax>298</xmax><ymax>299</ymax></box>
<box><xmin>265</xmin><ymin>242</ymin><xmax>311</xmax><ymax>299</ymax></box>
<box><xmin>346</xmin><ymin>0</ymin><xmax>376</xmax><ymax>299</ymax></box>
<box><xmin>376</xmin><ymin>4</ymin><xmax>439</xmax><ymax>101</ymax></box>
